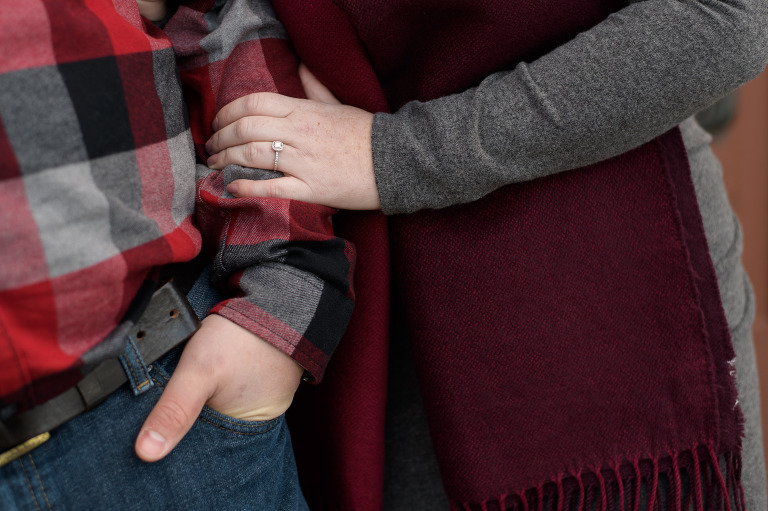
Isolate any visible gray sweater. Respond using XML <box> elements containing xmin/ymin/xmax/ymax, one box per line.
<box><xmin>372</xmin><ymin>0</ymin><xmax>768</xmax><ymax>508</ymax></box>
<box><xmin>372</xmin><ymin>0</ymin><xmax>768</xmax><ymax>213</ymax></box>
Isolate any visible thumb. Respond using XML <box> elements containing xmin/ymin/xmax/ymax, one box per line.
<box><xmin>135</xmin><ymin>358</ymin><xmax>211</xmax><ymax>462</ymax></box>
<box><xmin>298</xmin><ymin>63</ymin><xmax>340</xmax><ymax>105</ymax></box>
<box><xmin>227</xmin><ymin>177</ymin><xmax>315</xmax><ymax>203</ymax></box>
<box><xmin>136</xmin><ymin>0</ymin><xmax>167</xmax><ymax>21</ymax></box>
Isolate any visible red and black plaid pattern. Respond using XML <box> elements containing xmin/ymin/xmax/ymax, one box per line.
<box><xmin>0</xmin><ymin>0</ymin><xmax>354</xmax><ymax>413</ymax></box>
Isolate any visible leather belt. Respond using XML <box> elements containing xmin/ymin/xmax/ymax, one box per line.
<box><xmin>0</xmin><ymin>281</ymin><xmax>200</xmax><ymax>462</ymax></box>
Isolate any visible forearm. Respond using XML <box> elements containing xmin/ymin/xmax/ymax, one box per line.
<box><xmin>135</xmin><ymin>0</ymin><xmax>354</xmax><ymax>463</ymax></box>
<box><xmin>372</xmin><ymin>0</ymin><xmax>768</xmax><ymax>213</ymax></box>
<box><xmin>165</xmin><ymin>0</ymin><xmax>354</xmax><ymax>378</ymax></box>
<box><xmin>195</xmin><ymin>164</ymin><xmax>355</xmax><ymax>381</ymax></box>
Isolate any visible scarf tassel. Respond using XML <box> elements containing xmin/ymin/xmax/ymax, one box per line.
<box><xmin>453</xmin><ymin>448</ymin><xmax>744</xmax><ymax>511</ymax></box>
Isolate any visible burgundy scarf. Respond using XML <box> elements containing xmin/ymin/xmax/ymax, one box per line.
<box><xmin>280</xmin><ymin>1</ymin><xmax>745</xmax><ymax>510</ymax></box>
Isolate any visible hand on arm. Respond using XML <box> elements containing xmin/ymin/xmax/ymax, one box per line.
<box><xmin>206</xmin><ymin>65</ymin><xmax>381</xmax><ymax>210</ymax></box>
<box><xmin>209</xmin><ymin>1</ymin><xmax>768</xmax><ymax>215</ymax></box>
<box><xmin>135</xmin><ymin>314</ymin><xmax>304</xmax><ymax>462</ymax></box>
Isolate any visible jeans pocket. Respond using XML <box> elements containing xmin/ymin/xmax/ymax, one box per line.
<box><xmin>196</xmin><ymin>405</ymin><xmax>283</xmax><ymax>434</ymax></box>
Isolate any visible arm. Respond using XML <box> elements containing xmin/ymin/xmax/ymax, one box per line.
<box><xmin>206</xmin><ymin>0</ymin><xmax>768</xmax><ymax>212</ymax></box>
<box><xmin>371</xmin><ymin>0</ymin><xmax>768</xmax><ymax>213</ymax></box>
<box><xmin>135</xmin><ymin>0</ymin><xmax>355</xmax><ymax>462</ymax></box>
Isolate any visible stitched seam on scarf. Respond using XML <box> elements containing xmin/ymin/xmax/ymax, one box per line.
<box><xmin>651</xmin><ymin>135</ymin><xmax>717</xmax><ymax>430</ymax></box>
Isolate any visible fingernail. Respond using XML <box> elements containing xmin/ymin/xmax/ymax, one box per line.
<box><xmin>138</xmin><ymin>429</ymin><xmax>166</xmax><ymax>458</ymax></box>
<box><xmin>205</xmin><ymin>139</ymin><xmax>213</xmax><ymax>154</ymax></box>
<box><xmin>212</xmin><ymin>118</ymin><xmax>219</xmax><ymax>131</ymax></box>
<box><xmin>207</xmin><ymin>154</ymin><xmax>218</xmax><ymax>168</ymax></box>
<box><xmin>226</xmin><ymin>183</ymin><xmax>239</xmax><ymax>196</ymax></box>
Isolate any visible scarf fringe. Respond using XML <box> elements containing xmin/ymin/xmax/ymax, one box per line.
<box><xmin>450</xmin><ymin>447</ymin><xmax>743</xmax><ymax>511</ymax></box>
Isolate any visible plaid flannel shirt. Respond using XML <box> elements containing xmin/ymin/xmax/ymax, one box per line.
<box><xmin>0</xmin><ymin>0</ymin><xmax>355</xmax><ymax>414</ymax></box>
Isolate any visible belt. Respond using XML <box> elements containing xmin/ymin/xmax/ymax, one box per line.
<box><xmin>0</xmin><ymin>281</ymin><xmax>200</xmax><ymax>463</ymax></box>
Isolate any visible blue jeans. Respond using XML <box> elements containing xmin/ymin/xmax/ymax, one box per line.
<box><xmin>0</xmin><ymin>281</ymin><xmax>309</xmax><ymax>510</ymax></box>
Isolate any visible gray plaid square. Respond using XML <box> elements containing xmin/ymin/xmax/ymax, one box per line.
<box><xmin>0</xmin><ymin>66</ymin><xmax>88</xmax><ymax>174</ymax></box>
<box><xmin>25</xmin><ymin>161</ymin><xmax>120</xmax><ymax>278</ymax></box>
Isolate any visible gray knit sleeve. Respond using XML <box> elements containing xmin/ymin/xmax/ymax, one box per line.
<box><xmin>372</xmin><ymin>0</ymin><xmax>768</xmax><ymax>214</ymax></box>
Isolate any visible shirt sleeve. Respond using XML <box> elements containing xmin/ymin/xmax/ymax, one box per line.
<box><xmin>166</xmin><ymin>0</ymin><xmax>355</xmax><ymax>381</ymax></box>
<box><xmin>371</xmin><ymin>0</ymin><xmax>768</xmax><ymax>214</ymax></box>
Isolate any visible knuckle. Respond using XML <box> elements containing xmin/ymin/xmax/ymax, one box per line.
<box><xmin>244</xmin><ymin>94</ymin><xmax>259</xmax><ymax>113</ymax></box>
<box><xmin>210</xmin><ymin>131</ymin><xmax>220</xmax><ymax>150</ymax></box>
<box><xmin>265</xmin><ymin>179</ymin><xmax>282</xmax><ymax>198</ymax></box>
<box><xmin>245</xmin><ymin>142</ymin><xmax>262</xmax><ymax>163</ymax></box>
<box><xmin>216</xmin><ymin>148</ymin><xmax>229</xmax><ymax>166</ymax></box>
<box><xmin>153</xmin><ymin>398</ymin><xmax>195</xmax><ymax>433</ymax></box>
<box><xmin>245</xmin><ymin>93</ymin><xmax>266</xmax><ymax>114</ymax></box>
<box><xmin>234</xmin><ymin>117</ymin><xmax>253</xmax><ymax>140</ymax></box>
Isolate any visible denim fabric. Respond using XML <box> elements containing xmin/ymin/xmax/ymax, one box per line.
<box><xmin>186</xmin><ymin>264</ymin><xmax>225</xmax><ymax>321</ymax></box>
<box><xmin>0</xmin><ymin>345</ymin><xmax>309</xmax><ymax>511</ymax></box>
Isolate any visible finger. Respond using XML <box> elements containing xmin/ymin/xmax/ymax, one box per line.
<box><xmin>135</xmin><ymin>357</ymin><xmax>211</xmax><ymax>462</ymax></box>
<box><xmin>299</xmin><ymin>64</ymin><xmax>341</xmax><ymax>105</ymax></box>
<box><xmin>206</xmin><ymin>115</ymin><xmax>291</xmax><ymax>155</ymax></box>
<box><xmin>207</xmin><ymin>141</ymin><xmax>294</xmax><ymax>171</ymax></box>
<box><xmin>136</xmin><ymin>0</ymin><xmax>167</xmax><ymax>21</ymax></box>
<box><xmin>213</xmin><ymin>92</ymin><xmax>297</xmax><ymax>132</ymax></box>
<box><xmin>227</xmin><ymin>177</ymin><xmax>315</xmax><ymax>203</ymax></box>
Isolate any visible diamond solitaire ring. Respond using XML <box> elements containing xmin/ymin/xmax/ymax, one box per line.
<box><xmin>272</xmin><ymin>141</ymin><xmax>284</xmax><ymax>171</ymax></box>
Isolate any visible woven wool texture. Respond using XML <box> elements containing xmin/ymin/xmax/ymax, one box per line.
<box><xmin>279</xmin><ymin>1</ymin><xmax>746</xmax><ymax>509</ymax></box>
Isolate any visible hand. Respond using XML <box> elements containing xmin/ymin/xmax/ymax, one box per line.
<box><xmin>206</xmin><ymin>65</ymin><xmax>381</xmax><ymax>210</ymax></box>
<box><xmin>136</xmin><ymin>0</ymin><xmax>167</xmax><ymax>21</ymax></box>
<box><xmin>135</xmin><ymin>314</ymin><xmax>304</xmax><ymax>462</ymax></box>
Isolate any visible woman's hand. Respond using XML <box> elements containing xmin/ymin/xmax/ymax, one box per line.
<box><xmin>136</xmin><ymin>0</ymin><xmax>166</xmax><ymax>21</ymax></box>
<box><xmin>206</xmin><ymin>65</ymin><xmax>381</xmax><ymax>210</ymax></box>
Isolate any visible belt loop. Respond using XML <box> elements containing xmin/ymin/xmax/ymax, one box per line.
<box><xmin>119</xmin><ymin>337</ymin><xmax>155</xmax><ymax>396</ymax></box>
